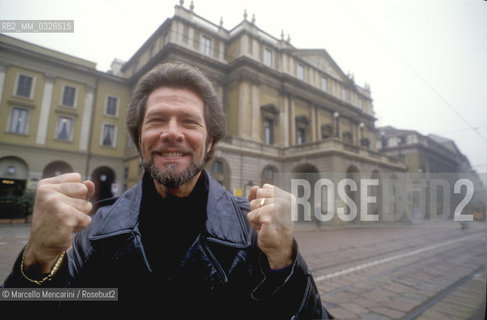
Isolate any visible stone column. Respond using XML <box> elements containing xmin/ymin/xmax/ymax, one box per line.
<box><xmin>311</xmin><ymin>105</ymin><xmax>318</xmax><ymax>142</ymax></box>
<box><xmin>252</xmin><ymin>38</ymin><xmax>259</xmax><ymax>58</ymax></box>
<box><xmin>251</xmin><ymin>83</ymin><xmax>260</xmax><ymax>141</ymax></box>
<box><xmin>280</xmin><ymin>94</ymin><xmax>289</xmax><ymax>147</ymax></box>
<box><xmin>188</xmin><ymin>27</ymin><xmax>194</xmax><ymax>48</ymax></box>
<box><xmin>289</xmin><ymin>96</ymin><xmax>295</xmax><ymax>145</ymax></box>
<box><xmin>79</xmin><ymin>84</ymin><xmax>95</xmax><ymax>152</ymax></box>
<box><xmin>238</xmin><ymin>80</ymin><xmax>250</xmax><ymax>138</ymax></box>
<box><xmin>241</xmin><ymin>34</ymin><xmax>249</xmax><ymax>57</ymax></box>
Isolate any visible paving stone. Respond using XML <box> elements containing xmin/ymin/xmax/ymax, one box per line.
<box><xmin>361</xmin><ymin>312</ymin><xmax>391</xmax><ymax>320</ymax></box>
<box><xmin>354</xmin><ymin>297</ymin><xmax>380</xmax><ymax>309</ymax></box>
<box><xmin>381</xmin><ymin>298</ymin><xmax>417</xmax><ymax>312</ymax></box>
<box><xmin>339</xmin><ymin>302</ymin><xmax>369</xmax><ymax>315</ymax></box>
<box><xmin>374</xmin><ymin>307</ymin><xmax>405</xmax><ymax>319</ymax></box>
<box><xmin>327</xmin><ymin>307</ymin><xmax>359</xmax><ymax>319</ymax></box>
<box><xmin>416</xmin><ymin>308</ymin><xmax>455</xmax><ymax>320</ymax></box>
<box><xmin>402</xmin><ymin>292</ymin><xmax>429</xmax><ymax>304</ymax></box>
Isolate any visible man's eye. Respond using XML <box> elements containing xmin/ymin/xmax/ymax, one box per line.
<box><xmin>148</xmin><ymin>118</ymin><xmax>166</xmax><ymax>124</ymax></box>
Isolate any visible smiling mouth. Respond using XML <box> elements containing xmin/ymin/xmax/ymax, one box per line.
<box><xmin>158</xmin><ymin>152</ymin><xmax>184</xmax><ymax>157</ymax></box>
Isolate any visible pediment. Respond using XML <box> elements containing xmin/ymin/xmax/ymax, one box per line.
<box><xmin>292</xmin><ymin>49</ymin><xmax>349</xmax><ymax>83</ymax></box>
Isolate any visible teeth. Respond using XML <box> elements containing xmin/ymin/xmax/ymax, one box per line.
<box><xmin>161</xmin><ymin>152</ymin><xmax>183</xmax><ymax>157</ymax></box>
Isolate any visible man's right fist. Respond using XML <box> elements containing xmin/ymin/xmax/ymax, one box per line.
<box><xmin>23</xmin><ymin>173</ymin><xmax>95</xmax><ymax>274</ymax></box>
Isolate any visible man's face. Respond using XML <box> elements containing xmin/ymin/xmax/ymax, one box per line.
<box><xmin>140</xmin><ymin>87</ymin><xmax>212</xmax><ymax>189</ymax></box>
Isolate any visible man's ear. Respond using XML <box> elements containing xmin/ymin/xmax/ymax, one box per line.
<box><xmin>206</xmin><ymin>137</ymin><xmax>213</xmax><ymax>154</ymax></box>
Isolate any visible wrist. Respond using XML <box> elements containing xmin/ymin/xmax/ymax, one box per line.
<box><xmin>21</xmin><ymin>248</ymin><xmax>66</xmax><ymax>285</ymax></box>
<box><xmin>267</xmin><ymin>243</ymin><xmax>295</xmax><ymax>269</ymax></box>
<box><xmin>23</xmin><ymin>244</ymin><xmax>62</xmax><ymax>275</ymax></box>
<box><xmin>268</xmin><ymin>256</ymin><xmax>293</xmax><ymax>269</ymax></box>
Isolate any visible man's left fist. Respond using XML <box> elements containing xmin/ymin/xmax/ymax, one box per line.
<box><xmin>247</xmin><ymin>184</ymin><xmax>296</xmax><ymax>269</ymax></box>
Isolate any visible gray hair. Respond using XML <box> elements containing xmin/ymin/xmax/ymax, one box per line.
<box><xmin>126</xmin><ymin>63</ymin><xmax>226</xmax><ymax>161</ymax></box>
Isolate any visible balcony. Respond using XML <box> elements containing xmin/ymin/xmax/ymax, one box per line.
<box><xmin>219</xmin><ymin>136</ymin><xmax>404</xmax><ymax>168</ymax></box>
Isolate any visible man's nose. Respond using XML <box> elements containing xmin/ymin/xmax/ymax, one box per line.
<box><xmin>160</xmin><ymin>118</ymin><xmax>184</xmax><ymax>143</ymax></box>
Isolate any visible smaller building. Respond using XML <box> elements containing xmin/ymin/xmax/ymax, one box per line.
<box><xmin>0</xmin><ymin>33</ymin><xmax>131</xmax><ymax>215</ymax></box>
<box><xmin>376</xmin><ymin>126</ymin><xmax>470</xmax><ymax>173</ymax></box>
<box><xmin>376</xmin><ymin>126</ymin><xmax>485</xmax><ymax>221</ymax></box>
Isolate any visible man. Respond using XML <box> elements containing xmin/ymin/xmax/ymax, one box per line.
<box><xmin>2</xmin><ymin>63</ymin><xmax>331</xmax><ymax>319</ymax></box>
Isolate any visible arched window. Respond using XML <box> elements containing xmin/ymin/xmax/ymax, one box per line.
<box><xmin>42</xmin><ymin>161</ymin><xmax>73</xmax><ymax>179</ymax></box>
<box><xmin>91</xmin><ymin>166</ymin><xmax>116</xmax><ymax>202</ymax></box>
<box><xmin>261</xmin><ymin>166</ymin><xmax>278</xmax><ymax>185</ymax></box>
<box><xmin>207</xmin><ymin>158</ymin><xmax>230</xmax><ymax>190</ymax></box>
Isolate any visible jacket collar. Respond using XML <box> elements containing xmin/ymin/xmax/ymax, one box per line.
<box><xmin>203</xmin><ymin>170</ymin><xmax>251</xmax><ymax>248</ymax></box>
<box><xmin>89</xmin><ymin>170</ymin><xmax>251</xmax><ymax>248</ymax></box>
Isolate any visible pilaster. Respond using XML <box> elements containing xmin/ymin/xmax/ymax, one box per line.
<box><xmin>36</xmin><ymin>73</ymin><xmax>56</xmax><ymax>145</ymax></box>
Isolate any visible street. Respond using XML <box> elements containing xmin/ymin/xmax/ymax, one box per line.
<box><xmin>0</xmin><ymin>223</ymin><xmax>29</xmax><ymax>284</ymax></box>
<box><xmin>1</xmin><ymin>221</ymin><xmax>485</xmax><ymax>319</ymax></box>
<box><xmin>295</xmin><ymin>221</ymin><xmax>486</xmax><ymax>319</ymax></box>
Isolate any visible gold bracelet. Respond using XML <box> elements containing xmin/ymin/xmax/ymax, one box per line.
<box><xmin>20</xmin><ymin>250</ymin><xmax>66</xmax><ymax>286</ymax></box>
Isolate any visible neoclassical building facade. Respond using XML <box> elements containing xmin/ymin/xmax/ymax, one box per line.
<box><xmin>0</xmin><ymin>3</ymin><xmax>406</xmax><ymax>221</ymax></box>
<box><xmin>0</xmin><ymin>34</ymin><xmax>130</xmax><ymax>204</ymax></box>
<box><xmin>118</xmin><ymin>4</ymin><xmax>405</xmax><ymax>193</ymax></box>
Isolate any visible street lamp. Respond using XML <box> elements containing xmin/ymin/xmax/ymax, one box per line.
<box><xmin>333</xmin><ymin>112</ymin><xmax>340</xmax><ymax>137</ymax></box>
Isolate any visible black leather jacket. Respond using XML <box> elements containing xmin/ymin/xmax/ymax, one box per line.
<box><xmin>2</xmin><ymin>170</ymin><xmax>331</xmax><ymax>319</ymax></box>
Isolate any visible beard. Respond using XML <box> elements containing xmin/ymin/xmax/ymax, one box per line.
<box><xmin>142</xmin><ymin>147</ymin><xmax>206</xmax><ymax>189</ymax></box>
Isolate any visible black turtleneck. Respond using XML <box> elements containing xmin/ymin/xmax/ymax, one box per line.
<box><xmin>138</xmin><ymin>170</ymin><xmax>208</xmax><ymax>285</ymax></box>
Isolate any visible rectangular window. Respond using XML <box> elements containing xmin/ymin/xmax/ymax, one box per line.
<box><xmin>297</xmin><ymin>64</ymin><xmax>304</xmax><ymax>80</ymax></box>
<box><xmin>102</xmin><ymin>124</ymin><xmax>116</xmax><ymax>147</ymax></box>
<box><xmin>407</xmin><ymin>134</ymin><xmax>418</xmax><ymax>144</ymax></box>
<box><xmin>263</xmin><ymin>167</ymin><xmax>275</xmax><ymax>185</ymax></box>
<box><xmin>297</xmin><ymin>128</ymin><xmax>306</xmax><ymax>145</ymax></box>
<box><xmin>264</xmin><ymin>48</ymin><xmax>273</xmax><ymax>67</ymax></box>
<box><xmin>201</xmin><ymin>35</ymin><xmax>212</xmax><ymax>56</ymax></box>
<box><xmin>342</xmin><ymin>131</ymin><xmax>353</xmax><ymax>144</ymax></box>
<box><xmin>61</xmin><ymin>85</ymin><xmax>76</xmax><ymax>107</ymax></box>
<box><xmin>263</xmin><ymin>118</ymin><xmax>274</xmax><ymax>145</ymax></box>
<box><xmin>211</xmin><ymin>160</ymin><xmax>223</xmax><ymax>175</ymax></box>
<box><xmin>56</xmin><ymin>116</ymin><xmax>73</xmax><ymax>141</ymax></box>
<box><xmin>16</xmin><ymin>74</ymin><xmax>33</xmax><ymax>98</ymax></box>
<box><xmin>342</xmin><ymin>87</ymin><xmax>348</xmax><ymax>101</ymax></box>
<box><xmin>321</xmin><ymin>124</ymin><xmax>333</xmax><ymax>140</ymax></box>
<box><xmin>321</xmin><ymin>76</ymin><xmax>328</xmax><ymax>91</ymax></box>
<box><xmin>358</xmin><ymin>99</ymin><xmax>363</xmax><ymax>110</ymax></box>
<box><xmin>8</xmin><ymin>107</ymin><xmax>29</xmax><ymax>134</ymax></box>
<box><xmin>105</xmin><ymin>96</ymin><xmax>119</xmax><ymax>116</ymax></box>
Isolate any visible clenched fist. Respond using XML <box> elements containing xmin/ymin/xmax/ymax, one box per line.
<box><xmin>247</xmin><ymin>184</ymin><xmax>296</xmax><ymax>269</ymax></box>
<box><xmin>23</xmin><ymin>173</ymin><xmax>95</xmax><ymax>274</ymax></box>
